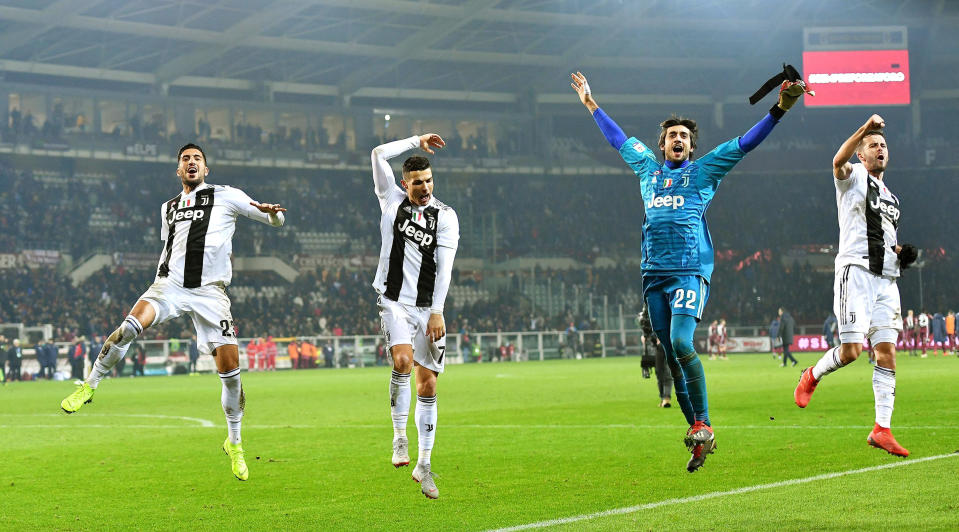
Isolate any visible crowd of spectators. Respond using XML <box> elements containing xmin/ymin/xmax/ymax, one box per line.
<box><xmin>2</xmin><ymin>103</ymin><xmax>93</xmax><ymax>145</ymax></box>
<box><xmin>3</xmin><ymin>138</ymin><xmax>957</xmax><ymax>262</ymax></box>
<box><xmin>4</xmin><ymin>132</ymin><xmax>959</xmax><ymax>344</ymax></box>
<box><xmin>198</xmin><ymin>118</ymin><xmax>349</xmax><ymax>154</ymax></box>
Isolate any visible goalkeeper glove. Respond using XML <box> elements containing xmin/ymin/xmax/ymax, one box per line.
<box><xmin>777</xmin><ymin>80</ymin><xmax>807</xmax><ymax>111</ymax></box>
<box><xmin>896</xmin><ymin>244</ymin><xmax>919</xmax><ymax>269</ymax></box>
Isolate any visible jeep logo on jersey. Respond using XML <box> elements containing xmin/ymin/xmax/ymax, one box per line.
<box><xmin>397</xmin><ymin>218</ymin><xmax>434</xmax><ymax>247</ymax></box>
<box><xmin>171</xmin><ymin>209</ymin><xmax>207</xmax><ymax>223</ymax></box>
<box><xmin>645</xmin><ymin>193</ymin><xmax>685</xmax><ymax>210</ymax></box>
<box><xmin>869</xmin><ymin>196</ymin><xmax>900</xmax><ymax>223</ymax></box>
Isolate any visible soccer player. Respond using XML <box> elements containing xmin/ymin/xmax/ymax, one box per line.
<box><xmin>707</xmin><ymin>320</ymin><xmax>719</xmax><ymax>360</ymax></box>
<box><xmin>372</xmin><ymin>133</ymin><xmax>459</xmax><ymax>499</ymax></box>
<box><xmin>571</xmin><ymin>71</ymin><xmax>805</xmax><ymax>472</ymax></box>
<box><xmin>946</xmin><ymin>311</ymin><xmax>956</xmax><ymax>355</ymax></box>
<box><xmin>60</xmin><ymin>143</ymin><xmax>286</xmax><ymax>480</ymax></box>
<box><xmin>903</xmin><ymin>309</ymin><xmax>917</xmax><ymax>355</ymax></box>
<box><xmin>917</xmin><ymin>310</ymin><xmax>929</xmax><ymax>357</ymax></box>
<box><xmin>718</xmin><ymin>318</ymin><xmax>729</xmax><ymax>360</ymax></box>
<box><xmin>794</xmin><ymin>115</ymin><xmax>913</xmax><ymax>457</ymax></box>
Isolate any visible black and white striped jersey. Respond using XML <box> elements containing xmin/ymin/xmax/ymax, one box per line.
<box><xmin>371</xmin><ymin>136</ymin><xmax>459</xmax><ymax>309</ymax></box>
<box><xmin>834</xmin><ymin>163</ymin><xmax>900</xmax><ymax>277</ymax></box>
<box><xmin>156</xmin><ymin>182</ymin><xmax>284</xmax><ymax>289</ymax></box>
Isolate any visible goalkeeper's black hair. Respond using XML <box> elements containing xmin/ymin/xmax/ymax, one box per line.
<box><xmin>658</xmin><ymin>116</ymin><xmax>698</xmax><ymax>158</ymax></box>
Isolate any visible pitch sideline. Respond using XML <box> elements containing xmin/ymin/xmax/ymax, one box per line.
<box><xmin>489</xmin><ymin>452</ymin><xmax>959</xmax><ymax>531</ymax></box>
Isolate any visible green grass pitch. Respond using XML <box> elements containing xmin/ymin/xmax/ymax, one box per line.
<box><xmin>2</xmin><ymin>353</ymin><xmax>958</xmax><ymax>530</ymax></box>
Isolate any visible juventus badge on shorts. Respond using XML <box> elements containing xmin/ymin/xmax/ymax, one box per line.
<box><xmin>849</xmin><ymin>311</ymin><xmax>856</xmax><ymax>324</ymax></box>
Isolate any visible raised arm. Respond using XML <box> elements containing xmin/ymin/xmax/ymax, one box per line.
<box><xmin>738</xmin><ymin>113</ymin><xmax>779</xmax><ymax>153</ymax></box>
<box><xmin>571</xmin><ymin>71</ymin><xmax>627</xmax><ymax>150</ymax></box>
<box><xmin>739</xmin><ymin>80</ymin><xmax>810</xmax><ymax>153</ymax></box>
<box><xmin>833</xmin><ymin>114</ymin><xmax>885</xmax><ymax>180</ymax></box>
<box><xmin>372</xmin><ymin>136</ymin><xmax>418</xmax><ymax>201</ymax></box>
<box><xmin>371</xmin><ymin>134</ymin><xmax>446</xmax><ymax>205</ymax></box>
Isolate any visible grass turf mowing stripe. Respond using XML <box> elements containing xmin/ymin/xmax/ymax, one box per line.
<box><xmin>489</xmin><ymin>452</ymin><xmax>959</xmax><ymax>531</ymax></box>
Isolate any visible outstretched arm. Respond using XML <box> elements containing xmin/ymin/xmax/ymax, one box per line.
<box><xmin>739</xmin><ymin>80</ymin><xmax>811</xmax><ymax>153</ymax></box>
<box><xmin>232</xmin><ymin>188</ymin><xmax>286</xmax><ymax>226</ymax></box>
<box><xmin>833</xmin><ymin>114</ymin><xmax>885</xmax><ymax>180</ymax></box>
<box><xmin>371</xmin><ymin>134</ymin><xmax>446</xmax><ymax>205</ymax></box>
<box><xmin>249</xmin><ymin>201</ymin><xmax>286</xmax><ymax>227</ymax></box>
<box><xmin>571</xmin><ymin>71</ymin><xmax>627</xmax><ymax>150</ymax></box>
<box><xmin>738</xmin><ymin>113</ymin><xmax>779</xmax><ymax>153</ymax></box>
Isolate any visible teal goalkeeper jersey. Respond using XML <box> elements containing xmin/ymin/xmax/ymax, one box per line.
<box><xmin>618</xmin><ymin>137</ymin><xmax>746</xmax><ymax>283</ymax></box>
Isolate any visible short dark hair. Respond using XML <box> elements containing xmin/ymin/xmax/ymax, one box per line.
<box><xmin>658</xmin><ymin>115</ymin><xmax>698</xmax><ymax>157</ymax></box>
<box><xmin>402</xmin><ymin>156</ymin><xmax>431</xmax><ymax>175</ymax></box>
<box><xmin>859</xmin><ymin>129</ymin><xmax>885</xmax><ymax>149</ymax></box>
<box><xmin>178</xmin><ymin>143</ymin><xmax>207</xmax><ymax>163</ymax></box>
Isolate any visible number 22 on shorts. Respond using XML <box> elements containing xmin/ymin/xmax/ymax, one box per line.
<box><xmin>672</xmin><ymin>288</ymin><xmax>697</xmax><ymax>310</ymax></box>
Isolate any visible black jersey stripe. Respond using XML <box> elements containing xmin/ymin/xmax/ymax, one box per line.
<box><xmin>182</xmin><ymin>188</ymin><xmax>215</xmax><ymax>288</ymax></box>
<box><xmin>157</xmin><ymin>195</ymin><xmax>181</xmax><ymax>278</ymax></box>
<box><xmin>415</xmin><ymin>205</ymin><xmax>440</xmax><ymax>307</ymax></box>
<box><xmin>384</xmin><ymin>198</ymin><xmax>411</xmax><ymax>301</ymax></box>
<box><xmin>864</xmin><ymin>179</ymin><xmax>885</xmax><ymax>275</ymax></box>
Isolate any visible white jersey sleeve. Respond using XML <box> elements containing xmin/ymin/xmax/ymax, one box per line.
<box><xmin>834</xmin><ymin>161</ymin><xmax>865</xmax><ymax>191</ymax></box>
<box><xmin>372</xmin><ymin>136</ymin><xmax>418</xmax><ymax>211</ymax></box>
<box><xmin>430</xmin><ymin>245</ymin><xmax>456</xmax><ymax>313</ymax></box>
<box><xmin>436</xmin><ymin>208</ymin><xmax>459</xmax><ymax>250</ymax></box>
<box><xmin>220</xmin><ymin>186</ymin><xmax>285</xmax><ymax>227</ymax></box>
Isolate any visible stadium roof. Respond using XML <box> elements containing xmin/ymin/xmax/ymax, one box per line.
<box><xmin>0</xmin><ymin>0</ymin><xmax>954</xmax><ymax>104</ymax></box>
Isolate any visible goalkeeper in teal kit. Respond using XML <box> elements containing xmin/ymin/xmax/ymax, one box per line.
<box><xmin>571</xmin><ymin>71</ymin><xmax>809</xmax><ymax>472</ymax></box>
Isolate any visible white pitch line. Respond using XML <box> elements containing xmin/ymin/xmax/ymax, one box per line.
<box><xmin>20</xmin><ymin>413</ymin><xmax>217</xmax><ymax>427</ymax></box>
<box><xmin>2</xmin><ymin>424</ymin><xmax>319</xmax><ymax>430</ymax></box>
<box><xmin>436</xmin><ymin>424</ymin><xmax>959</xmax><ymax>430</ymax></box>
<box><xmin>1</xmin><ymin>424</ymin><xmax>214</xmax><ymax>429</ymax></box>
<box><xmin>488</xmin><ymin>452</ymin><xmax>959</xmax><ymax>531</ymax></box>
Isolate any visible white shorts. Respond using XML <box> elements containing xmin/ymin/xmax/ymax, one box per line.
<box><xmin>833</xmin><ymin>265</ymin><xmax>902</xmax><ymax>345</ymax></box>
<box><xmin>377</xmin><ymin>295</ymin><xmax>446</xmax><ymax>374</ymax></box>
<box><xmin>139</xmin><ymin>278</ymin><xmax>237</xmax><ymax>357</ymax></box>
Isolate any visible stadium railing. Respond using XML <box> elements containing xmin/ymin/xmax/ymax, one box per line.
<box><xmin>11</xmin><ymin>324</ymin><xmax>831</xmax><ymax>379</ymax></box>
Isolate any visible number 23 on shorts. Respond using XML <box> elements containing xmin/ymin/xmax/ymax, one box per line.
<box><xmin>219</xmin><ymin>319</ymin><xmax>236</xmax><ymax>337</ymax></box>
